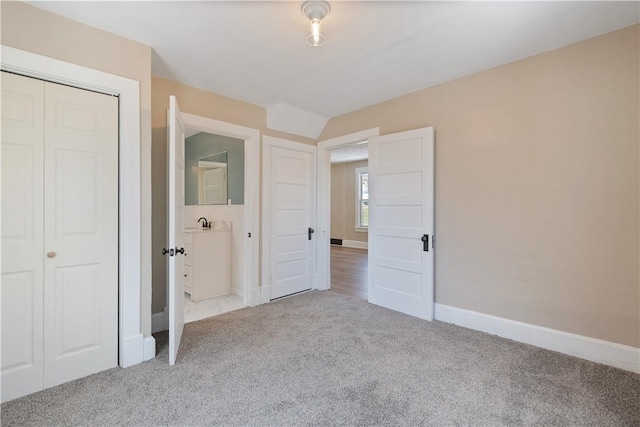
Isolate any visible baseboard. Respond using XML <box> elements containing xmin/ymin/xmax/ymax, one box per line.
<box><xmin>232</xmin><ymin>287</ymin><xmax>243</xmax><ymax>298</ymax></box>
<box><xmin>152</xmin><ymin>311</ymin><xmax>166</xmax><ymax>333</ymax></box>
<box><xmin>143</xmin><ymin>336</ymin><xmax>156</xmax><ymax>361</ymax></box>
<box><xmin>342</xmin><ymin>240</ymin><xmax>368</xmax><ymax>249</ymax></box>
<box><xmin>121</xmin><ymin>334</ymin><xmax>144</xmax><ymax>368</ymax></box>
<box><xmin>434</xmin><ymin>304</ymin><xmax>640</xmax><ymax>373</ymax></box>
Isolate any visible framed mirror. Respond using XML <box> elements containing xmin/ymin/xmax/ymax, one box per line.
<box><xmin>185</xmin><ymin>131</ymin><xmax>244</xmax><ymax>205</ymax></box>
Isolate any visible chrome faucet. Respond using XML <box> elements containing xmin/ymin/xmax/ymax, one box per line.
<box><xmin>197</xmin><ymin>217</ymin><xmax>210</xmax><ymax>228</ymax></box>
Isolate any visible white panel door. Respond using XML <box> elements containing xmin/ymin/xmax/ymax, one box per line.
<box><xmin>368</xmin><ymin>127</ymin><xmax>435</xmax><ymax>320</ymax></box>
<box><xmin>43</xmin><ymin>80</ymin><xmax>119</xmax><ymax>387</ymax></box>
<box><xmin>202</xmin><ymin>167</ymin><xmax>226</xmax><ymax>204</ymax></box>
<box><xmin>1</xmin><ymin>72</ymin><xmax>45</xmax><ymax>402</ymax></box>
<box><xmin>269</xmin><ymin>145</ymin><xmax>316</xmax><ymax>300</ymax></box>
<box><xmin>168</xmin><ymin>95</ymin><xmax>185</xmax><ymax>365</ymax></box>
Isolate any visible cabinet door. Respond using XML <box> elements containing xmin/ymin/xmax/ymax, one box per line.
<box><xmin>0</xmin><ymin>72</ymin><xmax>45</xmax><ymax>403</ymax></box>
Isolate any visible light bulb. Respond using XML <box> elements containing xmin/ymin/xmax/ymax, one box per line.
<box><xmin>311</xmin><ymin>18</ymin><xmax>321</xmax><ymax>46</ymax></box>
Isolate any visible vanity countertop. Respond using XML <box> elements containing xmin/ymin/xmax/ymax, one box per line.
<box><xmin>185</xmin><ymin>221</ymin><xmax>232</xmax><ymax>233</ymax></box>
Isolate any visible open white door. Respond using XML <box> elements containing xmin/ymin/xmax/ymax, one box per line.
<box><xmin>368</xmin><ymin>127</ymin><xmax>435</xmax><ymax>320</ymax></box>
<box><xmin>168</xmin><ymin>96</ymin><xmax>186</xmax><ymax>365</ymax></box>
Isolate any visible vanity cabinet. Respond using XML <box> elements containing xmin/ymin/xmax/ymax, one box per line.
<box><xmin>184</xmin><ymin>225</ymin><xmax>231</xmax><ymax>302</ymax></box>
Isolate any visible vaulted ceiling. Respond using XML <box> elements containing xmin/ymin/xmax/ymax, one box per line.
<box><xmin>30</xmin><ymin>1</ymin><xmax>639</xmax><ymax>132</ymax></box>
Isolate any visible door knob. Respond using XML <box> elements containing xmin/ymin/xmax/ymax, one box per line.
<box><xmin>47</xmin><ymin>251</ymin><xmax>56</xmax><ymax>258</ymax></box>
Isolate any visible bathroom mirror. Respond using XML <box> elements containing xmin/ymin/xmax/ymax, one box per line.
<box><xmin>185</xmin><ymin>131</ymin><xmax>244</xmax><ymax>205</ymax></box>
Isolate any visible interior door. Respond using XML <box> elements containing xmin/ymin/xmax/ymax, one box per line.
<box><xmin>43</xmin><ymin>79</ymin><xmax>119</xmax><ymax>387</ymax></box>
<box><xmin>368</xmin><ymin>127</ymin><xmax>435</xmax><ymax>320</ymax></box>
<box><xmin>269</xmin><ymin>144</ymin><xmax>316</xmax><ymax>300</ymax></box>
<box><xmin>203</xmin><ymin>167</ymin><xmax>226</xmax><ymax>204</ymax></box>
<box><xmin>1</xmin><ymin>72</ymin><xmax>45</xmax><ymax>402</ymax></box>
<box><xmin>168</xmin><ymin>95</ymin><xmax>186</xmax><ymax>365</ymax></box>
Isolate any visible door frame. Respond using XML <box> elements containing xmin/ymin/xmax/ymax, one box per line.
<box><xmin>262</xmin><ymin>136</ymin><xmax>317</xmax><ymax>304</ymax></box>
<box><xmin>182</xmin><ymin>113</ymin><xmax>260</xmax><ymax>306</ymax></box>
<box><xmin>315</xmin><ymin>128</ymin><xmax>380</xmax><ymax>291</ymax></box>
<box><xmin>1</xmin><ymin>46</ymin><xmax>146</xmax><ymax>367</ymax></box>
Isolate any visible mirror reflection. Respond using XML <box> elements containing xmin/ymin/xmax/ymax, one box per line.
<box><xmin>185</xmin><ymin>131</ymin><xmax>244</xmax><ymax>205</ymax></box>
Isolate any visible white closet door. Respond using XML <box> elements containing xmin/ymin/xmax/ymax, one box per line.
<box><xmin>368</xmin><ymin>127</ymin><xmax>435</xmax><ymax>320</ymax></box>
<box><xmin>1</xmin><ymin>72</ymin><xmax>45</xmax><ymax>402</ymax></box>
<box><xmin>269</xmin><ymin>144</ymin><xmax>316</xmax><ymax>300</ymax></box>
<box><xmin>42</xmin><ymin>81</ymin><xmax>119</xmax><ymax>387</ymax></box>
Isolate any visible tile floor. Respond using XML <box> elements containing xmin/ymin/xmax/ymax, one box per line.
<box><xmin>184</xmin><ymin>293</ymin><xmax>244</xmax><ymax>323</ymax></box>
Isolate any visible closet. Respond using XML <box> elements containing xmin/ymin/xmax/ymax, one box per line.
<box><xmin>1</xmin><ymin>72</ymin><xmax>119</xmax><ymax>402</ymax></box>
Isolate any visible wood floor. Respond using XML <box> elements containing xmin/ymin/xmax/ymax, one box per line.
<box><xmin>330</xmin><ymin>245</ymin><xmax>368</xmax><ymax>300</ymax></box>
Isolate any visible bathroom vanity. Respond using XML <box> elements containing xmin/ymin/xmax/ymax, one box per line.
<box><xmin>184</xmin><ymin>222</ymin><xmax>232</xmax><ymax>302</ymax></box>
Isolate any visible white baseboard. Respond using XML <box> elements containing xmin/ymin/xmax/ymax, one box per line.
<box><xmin>121</xmin><ymin>334</ymin><xmax>144</xmax><ymax>368</ymax></box>
<box><xmin>342</xmin><ymin>240</ymin><xmax>368</xmax><ymax>250</ymax></box>
<box><xmin>151</xmin><ymin>311</ymin><xmax>166</xmax><ymax>333</ymax></box>
<box><xmin>143</xmin><ymin>336</ymin><xmax>156</xmax><ymax>361</ymax></box>
<box><xmin>434</xmin><ymin>304</ymin><xmax>640</xmax><ymax>373</ymax></box>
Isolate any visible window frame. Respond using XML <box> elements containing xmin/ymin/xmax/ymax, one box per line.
<box><xmin>355</xmin><ymin>166</ymin><xmax>369</xmax><ymax>231</ymax></box>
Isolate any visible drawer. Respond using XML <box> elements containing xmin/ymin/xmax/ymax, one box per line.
<box><xmin>184</xmin><ymin>242</ymin><xmax>192</xmax><ymax>266</ymax></box>
<box><xmin>184</xmin><ymin>265</ymin><xmax>192</xmax><ymax>293</ymax></box>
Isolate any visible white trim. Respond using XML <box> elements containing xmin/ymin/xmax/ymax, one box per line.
<box><xmin>1</xmin><ymin>46</ymin><xmax>148</xmax><ymax>368</ymax></box>
<box><xmin>143</xmin><ymin>336</ymin><xmax>156</xmax><ymax>361</ymax></box>
<box><xmin>151</xmin><ymin>312</ymin><xmax>166</xmax><ymax>334</ymax></box>
<box><xmin>262</xmin><ymin>136</ymin><xmax>317</xmax><ymax>300</ymax></box>
<box><xmin>316</xmin><ymin>128</ymin><xmax>380</xmax><ymax>291</ymax></box>
<box><xmin>342</xmin><ymin>240</ymin><xmax>368</xmax><ymax>250</ymax></box>
<box><xmin>181</xmin><ymin>113</ymin><xmax>260</xmax><ymax>307</ymax></box>
<box><xmin>435</xmin><ymin>303</ymin><xmax>640</xmax><ymax>373</ymax></box>
<box><xmin>354</xmin><ymin>227</ymin><xmax>368</xmax><ymax>233</ymax></box>
<box><xmin>355</xmin><ymin>166</ymin><xmax>369</xmax><ymax>229</ymax></box>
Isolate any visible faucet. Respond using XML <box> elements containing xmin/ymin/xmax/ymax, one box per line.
<box><xmin>197</xmin><ymin>217</ymin><xmax>210</xmax><ymax>228</ymax></box>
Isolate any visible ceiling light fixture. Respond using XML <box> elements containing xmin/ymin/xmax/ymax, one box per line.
<box><xmin>301</xmin><ymin>0</ymin><xmax>330</xmax><ymax>47</ymax></box>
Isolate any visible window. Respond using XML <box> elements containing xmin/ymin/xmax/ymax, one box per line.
<box><xmin>356</xmin><ymin>167</ymin><xmax>368</xmax><ymax>230</ymax></box>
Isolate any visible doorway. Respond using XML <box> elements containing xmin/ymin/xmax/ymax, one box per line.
<box><xmin>328</xmin><ymin>143</ymin><xmax>369</xmax><ymax>300</ymax></box>
<box><xmin>182</xmin><ymin>128</ymin><xmax>246</xmax><ymax>322</ymax></box>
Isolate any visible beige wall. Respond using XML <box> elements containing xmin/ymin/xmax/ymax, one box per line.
<box><xmin>151</xmin><ymin>77</ymin><xmax>316</xmax><ymax>313</ymax></box>
<box><xmin>331</xmin><ymin>160</ymin><xmax>369</xmax><ymax>243</ymax></box>
<box><xmin>1</xmin><ymin>2</ymin><xmax>155</xmax><ymax>337</ymax></box>
<box><xmin>320</xmin><ymin>25</ymin><xmax>640</xmax><ymax>347</ymax></box>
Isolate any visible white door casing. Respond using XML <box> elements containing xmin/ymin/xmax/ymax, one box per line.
<box><xmin>262</xmin><ymin>137</ymin><xmax>316</xmax><ymax>301</ymax></box>
<box><xmin>1</xmin><ymin>45</ymin><xmax>146</xmax><ymax>370</ymax></box>
<box><xmin>368</xmin><ymin>127</ymin><xmax>435</xmax><ymax>320</ymax></box>
<box><xmin>1</xmin><ymin>72</ymin><xmax>45</xmax><ymax>401</ymax></box>
<box><xmin>168</xmin><ymin>95</ymin><xmax>185</xmax><ymax>365</ymax></box>
<box><xmin>1</xmin><ymin>72</ymin><xmax>119</xmax><ymax>401</ymax></box>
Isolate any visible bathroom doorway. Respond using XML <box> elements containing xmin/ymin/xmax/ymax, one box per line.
<box><xmin>182</xmin><ymin>128</ymin><xmax>245</xmax><ymax>322</ymax></box>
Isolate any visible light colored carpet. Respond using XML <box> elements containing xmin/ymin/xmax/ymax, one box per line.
<box><xmin>2</xmin><ymin>291</ymin><xmax>638</xmax><ymax>426</ymax></box>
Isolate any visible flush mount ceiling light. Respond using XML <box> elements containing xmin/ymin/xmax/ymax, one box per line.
<box><xmin>301</xmin><ymin>0</ymin><xmax>331</xmax><ymax>47</ymax></box>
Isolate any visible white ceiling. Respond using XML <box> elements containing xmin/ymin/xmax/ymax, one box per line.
<box><xmin>29</xmin><ymin>1</ymin><xmax>639</xmax><ymax>121</ymax></box>
<box><xmin>330</xmin><ymin>142</ymin><xmax>368</xmax><ymax>164</ymax></box>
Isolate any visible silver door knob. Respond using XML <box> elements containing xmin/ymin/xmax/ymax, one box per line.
<box><xmin>47</xmin><ymin>252</ymin><xmax>56</xmax><ymax>258</ymax></box>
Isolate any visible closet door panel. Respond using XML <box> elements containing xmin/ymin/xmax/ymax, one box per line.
<box><xmin>43</xmin><ymin>81</ymin><xmax>118</xmax><ymax>388</ymax></box>
<box><xmin>0</xmin><ymin>72</ymin><xmax>45</xmax><ymax>402</ymax></box>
